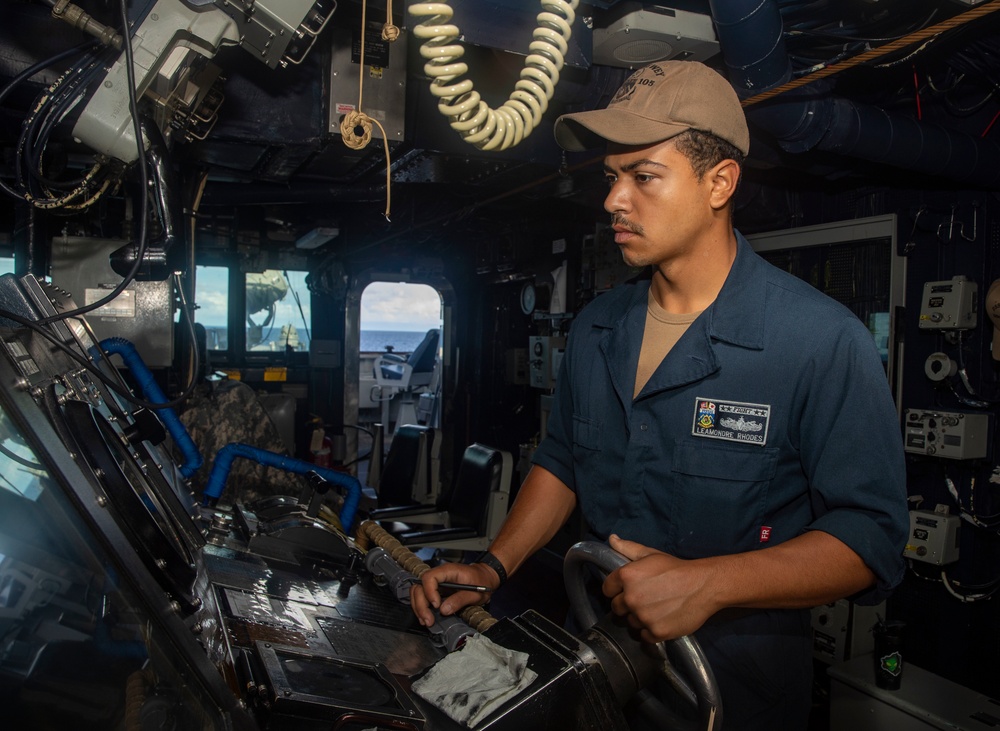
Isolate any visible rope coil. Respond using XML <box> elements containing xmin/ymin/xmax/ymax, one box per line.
<box><xmin>356</xmin><ymin>520</ymin><xmax>498</xmax><ymax>631</ymax></box>
<box><xmin>341</xmin><ymin>0</ymin><xmax>400</xmax><ymax>219</ymax></box>
<box><xmin>410</xmin><ymin>0</ymin><xmax>579</xmax><ymax>151</ymax></box>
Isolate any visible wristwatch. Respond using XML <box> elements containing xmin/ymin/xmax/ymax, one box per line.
<box><xmin>474</xmin><ymin>550</ymin><xmax>508</xmax><ymax>588</ymax></box>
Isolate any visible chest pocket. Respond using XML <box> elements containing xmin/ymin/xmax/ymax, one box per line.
<box><xmin>572</xmin><ymin>415</ymin><xmax>602</xmax><ymax>451</ymax></box>
<box><xmin>669</xmin><ymin>442</ymin><xmax>778</xmax><ymax>557</ymax></box>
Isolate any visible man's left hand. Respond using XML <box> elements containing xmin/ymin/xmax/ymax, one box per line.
<box><xmin>602</xmin><ymin>534</ymin><xmax>720</xmax><ymax>643</ymax></box>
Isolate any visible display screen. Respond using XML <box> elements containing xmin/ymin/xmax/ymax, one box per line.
<box><xmin>0</xmin><ymin>403</ymin><xmax>224</xmax><ymax>730</ymax></box>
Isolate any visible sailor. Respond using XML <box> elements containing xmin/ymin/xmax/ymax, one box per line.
<box><xmin>411</xmin><ymin>60</ymin><xmax>908</xmax><ymax>729</ymax></box>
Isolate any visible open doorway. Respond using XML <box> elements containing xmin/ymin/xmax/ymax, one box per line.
<box><xmin>358</xmin><ymin>281</ymin><xmax>443</xmax><ymax>448</ymax></box>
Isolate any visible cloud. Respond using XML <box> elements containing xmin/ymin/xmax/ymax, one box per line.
<box><xmin>362</xmin><ymin>282</ymin><xmax>441</xmax><ymax>330</ymax></box>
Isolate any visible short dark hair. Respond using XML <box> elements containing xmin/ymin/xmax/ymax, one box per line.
<box><xmin>673</xmin><ymin>129</ymin><xmax>745</xmax><ymax>179</ymax></box>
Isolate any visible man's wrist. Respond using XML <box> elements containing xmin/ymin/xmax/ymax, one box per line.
<box><xmin>474</xmin><ymin>550</ymin><xmax>508</xmax><ymax>588</ymax></box>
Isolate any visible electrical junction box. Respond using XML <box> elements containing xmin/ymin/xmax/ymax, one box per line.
<box><xmin>904</xmin><ymin>510</ymin><xmax>960</xmax><ymax>565</ymax></box>
<box><xmin>811</xmin><ymin>599</ymin><xmax>884</xmax><ymax>665</ymax></box>
<box><xmin>328</xmin><ymin>21</ymin><xmax>407</xmax><ymax>143</ymax></box>
<box><xmin>49</xmin><ymin>236</ymin><xmax>174</xmax><ymax>368</ymax></box>
<box><xmin>528</xmin><ymin>336</ymin><xmax>565</xmax><ymax>389</ymax></box>
<box><xmin>903</xmin><ymin>409</ymin><xmax>989</xmax><ymax>459</ymax></box>
<box><xmin>506</xmin><ymin>348</ymin><xmax>528</xmax><ymax>386</ymax></box>
<box><xmin>918</xmin><ymin>276</ymin><xmax>978</xmax><ymax>330</ymax></box>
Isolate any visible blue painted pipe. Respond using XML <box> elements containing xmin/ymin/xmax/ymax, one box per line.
<box><xmin>203</xmin><ymin>442</ymin><xmax>361</xmax><ymax>532</ymax></box>
<box><xmin>100</xmin><ymin>337</ymin><xmax>203</xmax><ymax>478</ymax></box>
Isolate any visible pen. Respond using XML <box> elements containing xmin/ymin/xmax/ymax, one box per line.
<box><xmin>417</xmin><ymin>580</ymin><xmax>492</xmax><ymax>593</ymax></box>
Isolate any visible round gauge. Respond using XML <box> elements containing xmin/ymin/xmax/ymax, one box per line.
<box><xmin>520</xmin><ymin>282</ymin><xmax>537</xmax><ymax>315</ymax></box>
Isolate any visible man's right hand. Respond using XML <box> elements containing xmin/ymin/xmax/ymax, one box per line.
<box><xmin>410</xmin><ymin>562</ymin><xmax>500</xmax><ymax>627</ymax></box>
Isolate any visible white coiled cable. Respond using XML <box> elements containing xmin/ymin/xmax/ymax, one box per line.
<box><xmin>410</xmin><ymin>1</ymin><xmax>579</xmax><ymax>151</ymax></box>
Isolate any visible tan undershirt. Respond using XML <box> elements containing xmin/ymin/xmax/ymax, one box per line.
<box><xmin>635</xmin><ymin>290</ymin><xmax>702</xmax><ymax>399</ymax></box>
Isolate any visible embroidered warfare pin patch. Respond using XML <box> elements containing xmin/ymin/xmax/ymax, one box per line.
<box><xmin>692</xmin><ymin>398</ymin><xmax>771</xmax><ymax>446</ymax></box>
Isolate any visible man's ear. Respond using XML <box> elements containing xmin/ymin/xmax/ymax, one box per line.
<box><xmin>708</xmin><ymin>159</ymin><xmax>740</xmax><ymax>210</ymax></box>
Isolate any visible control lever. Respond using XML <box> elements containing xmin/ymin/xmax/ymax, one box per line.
<box><xmin>304</xmin><ymin>471</ymin><xmax>330</xmax><ymax>518</ymax></box>
<box><xmin>337</xmin><ymin>551</ymin><xmax>361</xmax><ymax>597</ymax></box>
<box><xmin>364</xmin><ymin>547</ymin><xmax>475</xmax><ymax>651</ymax></box>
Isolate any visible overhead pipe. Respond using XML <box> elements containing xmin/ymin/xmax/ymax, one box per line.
<box><xmin>100</xmin><ymin>337</ymin><xmax>203</xmax><ymax>479</ymax></box>
<box><xmin>203</xmin><ymin>442</ymin><xmax>362</xmax><ymax>532</ymax></box>
<box><xmin>109</xmin><ymin>119</ymin><xmax>186</xmax><ymax>280</ymax></box>
<box><xmin>709</xmin><ymin>0</ymin><xmax>1000</xmax><ymax>187</ymax></box>
<box><xmin>710</xmin><ymin>0</ymin><xmax>790</xmax><ymax>94</ymax></box>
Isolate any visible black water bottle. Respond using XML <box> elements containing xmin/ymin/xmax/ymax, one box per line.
<box><xmin>872</xmin><ymin>618</ymin><xmax>905</xmax><ymax>690</ymax></box>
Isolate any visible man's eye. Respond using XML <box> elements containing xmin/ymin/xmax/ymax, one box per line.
<box><xmin>635</xmin><ymin>174</ymin><xmax>653</xmax><ymax>183</ymax></box>
<box><xmin>605</xmin><ymin>176</ymin><xmax>617</xmax><ymax>186</ymax></box>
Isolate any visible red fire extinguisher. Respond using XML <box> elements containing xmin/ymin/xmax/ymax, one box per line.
<box><xmin>309</xmin><ymin>422</ymin><xmax>333</xmax><ymax>468</ymax></box>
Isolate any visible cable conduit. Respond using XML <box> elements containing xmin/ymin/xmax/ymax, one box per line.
<box><xmin>100</xmin><ymin>337</ymin><xmax>202</xmax><ymax>478</ymax></box>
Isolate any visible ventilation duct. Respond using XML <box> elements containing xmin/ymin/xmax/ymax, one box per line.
<box><xmin>708</xmin><ymin>0</ymin><xmax>1000</xmax><ymax>187</ymax></box>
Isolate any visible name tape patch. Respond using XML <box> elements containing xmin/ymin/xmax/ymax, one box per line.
<box><xmin>692</xmin><ymin>397</ymin><xmax>771</xmax><ymax>446</ymax></box>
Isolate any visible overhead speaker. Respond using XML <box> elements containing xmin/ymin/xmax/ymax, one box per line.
<box><xmin>592</xmin><ymin>3</ymin><xmax>720</xmax><ymax>69</ymax></box>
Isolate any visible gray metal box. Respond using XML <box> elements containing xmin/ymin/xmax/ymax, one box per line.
<box><xmin>49</xmin><ymin>236</ymin><xmax>174</xmax><ymax>367</ymax></box>
<box><xmin>812</xmin><ymin>599</ymin><xmax>884</xmax><ymax>664</ymax></box>
<box><xmin>918</xmin><ymin>276</ymin><xmax>978</xmax><ymax>330</ymax></box>
<box><xmin>829</xmin><ymin>654</ymin><xmax>999</xmax><ymax>730</ymax></box>
<box><xmin>528</xmin><ymin>336</ymin><xmax>565</xmax><ymax>390</ymax></box>
<box><xmin>903</xmin><ymin>409</ymin><xmax>989</xmax><ymax>460</ymax></box>
<box><xmin>328</xmin><ymin>22</ymin><xmax>407</xmax><ymax>142</ymax></box>
<box><xmin>903</xmin><ymin>509</ymin><xmax>961</xmax><ymax>565</ymax></box>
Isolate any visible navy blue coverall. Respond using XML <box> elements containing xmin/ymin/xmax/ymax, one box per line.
<box><xmin>533</xmin><ymin>232</ymin><xmax>908</xmax><ymax>728</ymax></box>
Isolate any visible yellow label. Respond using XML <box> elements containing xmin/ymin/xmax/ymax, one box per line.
<box><xmin>221</xmin><ymin>369</ymin><xmax>241</xmax><ymax>381</ymax></box>
<box><xmin>264</xmin><ymin>367</ymin><xmax>287</xmax><ymax>382</ymax></box>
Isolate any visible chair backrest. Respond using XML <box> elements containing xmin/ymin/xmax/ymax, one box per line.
<box><xmin>446</xmin><ymin>443</ymin><xmax>508</xmax><ymax>533</ymax></box>
<box><xmin>376</xmin><ymin>424</ymin><xmax>437</xmax><ymax>508</ymax></box>
<box><xmin>406</xmin><ymin>328</ymin><xmax>439</xmax><ymax>374</ymax></box>
<box><xmin>376</xmin><ymin>328</ymin><xmax>439</xmax><ymax>384</ymax></box>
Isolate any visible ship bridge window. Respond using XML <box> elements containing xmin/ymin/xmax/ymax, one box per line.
<box><xmin>246</xmin><ymin>269</ymin><xmax>311</xmax><ymax>353</ymax></box>
<box><xmin>194</xmin><ymin>265</ymin><xmax>229</xmax><ymax>351</ymax></box>
<box><xmin>361</xmin><ymin>282</ymin><xmax>442</xmax><ymax>355</ymax></box>
<box><xmin>359</xmin><ymin>281</ymin><xmax>443</xmax><ymax>437</ymax></box>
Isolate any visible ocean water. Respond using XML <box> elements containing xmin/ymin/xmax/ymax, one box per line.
<box><xmin>361</xmin><ymin>329</ymin><xmax>432</xmax><ymax>354</ymax></box>
<box><xmin>201</xmin><ymin>327</ymin><xmax>434</xmax><ymax>353</ymax></box>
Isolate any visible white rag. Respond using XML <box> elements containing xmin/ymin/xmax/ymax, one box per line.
<box><xmin>411</xmin><ymin>633</ymin><xmax>537</xmax><ymax>728</ymax></box>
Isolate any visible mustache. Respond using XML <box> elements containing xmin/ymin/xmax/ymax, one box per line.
<box><xmin>611</xmin><ymin>214</ymin><xmax>643</xmax><ymax>235</ymax></box>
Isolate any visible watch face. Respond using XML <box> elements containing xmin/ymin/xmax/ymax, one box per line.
<box><xmin>520</xmin><ymin>282</ymin><xmax>536</xmax><ymax>314</ymax></box>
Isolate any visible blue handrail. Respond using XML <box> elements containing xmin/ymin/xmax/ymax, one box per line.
<box><xmin>203</xmin><ymin>442</ymin><xmax>361</xmax><ymax>532</ymax></box>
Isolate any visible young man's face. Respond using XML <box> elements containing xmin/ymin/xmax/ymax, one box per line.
<box><xmin>603</xmin><ymin>138</ymin><xmax>719</xmax><ymax>270</ymax></box>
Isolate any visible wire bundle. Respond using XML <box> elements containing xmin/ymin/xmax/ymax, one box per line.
<box><xmin>0</xmin><ymin>41</ymin><xmax>122</xmax><ymax>211</ymax></box>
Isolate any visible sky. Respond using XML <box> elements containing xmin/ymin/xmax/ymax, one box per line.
<box><xmin>361</xmin><ymin>281</ymin><xmax>441</xmax><ymax>331</ymax></box>
<box><xmin>193</xmin><ymin>267</ymin><xmax>441</xmax><ymax>332</ymax></box>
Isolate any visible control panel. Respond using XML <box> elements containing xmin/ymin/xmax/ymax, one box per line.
<box><xmin>528</xmin><ymin>336</ymin><xmax>565</xmax><ymax>389</ymax></box>
<box><xmin>918</xmin><ymin>276</ymin><xmax>978</xmax><ymax>330</ymax></box>
<box><xmin>903</xmin><ymin>409</ymin><xmax>989</xmax><ymax>459</ymax></box>
<box><xmin>904</xmin><ymin>509</ymin><xmax>961</xmax><ymax>565</ymax></box>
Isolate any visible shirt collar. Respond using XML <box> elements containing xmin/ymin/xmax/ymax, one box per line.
<box><xmin>706</xmin><ymin>231</ymin><xmax>766</xmax><ymax>350</ymax></box>
<box><xmin>592</xmin><ymin>230</ymin><xmax>767</xmax><ymax>350</ymax></box>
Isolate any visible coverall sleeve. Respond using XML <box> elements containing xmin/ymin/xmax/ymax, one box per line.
<box><xmin>799</xmin><ymin>314</ymin><xmax>908</xmax><ymax>604</ymax></box>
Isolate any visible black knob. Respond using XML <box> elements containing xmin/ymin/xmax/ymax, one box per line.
<box><xmin>122</xmin><ymin>408</ymin><xmax>166</xmax><ymax>446</ymax></box>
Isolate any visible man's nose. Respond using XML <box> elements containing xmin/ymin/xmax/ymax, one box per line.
<box><xmin>605</xmin><ymin>182</ymin><xmax>629</xmax><ymax>214</ymax></box>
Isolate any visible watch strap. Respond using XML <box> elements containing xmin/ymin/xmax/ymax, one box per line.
<box><xmin>474</xmin><ymin>550</ymin><xmax>508</xmax><ymax>588</ymax></box>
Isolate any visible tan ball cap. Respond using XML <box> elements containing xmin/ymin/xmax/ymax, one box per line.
<box><xmin>554</xmin><ymin>60</ymin><xmax>749</xmax><ymax>154</ymax></box>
